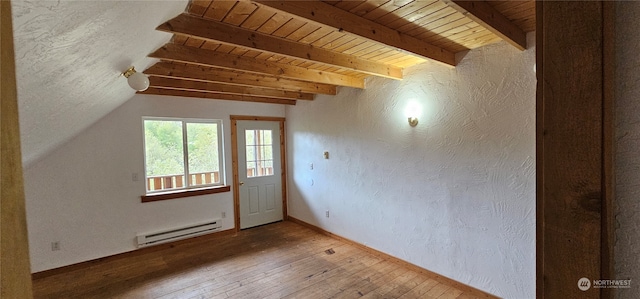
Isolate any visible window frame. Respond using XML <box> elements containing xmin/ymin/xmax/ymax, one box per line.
<box><xmin>142</xmin><ymin>117</ymin><xmax>226</xmax><ymax>196</ymax></box>
<box><xmin>244</xmin><ymin>129</ymin><xmax>275</xmax><ymax>178</ymax></box>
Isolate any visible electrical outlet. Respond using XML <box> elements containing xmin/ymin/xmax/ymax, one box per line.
<box><xmin>325</xmin><ymin>210</ymin><xmax>330</xmax><ymax>218</ymax></box>
<box><xmin>51</xmin><ymin>241</ymin><xmax>60</xmax><ymax>251</ymax></box>
<box><xmin>221</xmin><ymin>212</ymin><xmax>226</xmax><ymax>218</ymax></box>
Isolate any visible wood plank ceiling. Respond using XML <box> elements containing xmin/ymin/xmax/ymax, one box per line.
<box><xmin>140</xmin><ymin>0</ymin><xmax>535</xmax><ymax>105</ymax></box>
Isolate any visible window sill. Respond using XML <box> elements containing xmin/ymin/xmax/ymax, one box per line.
<box><xmin>141</xmin><ymin>185</ymin><xmax>231</xmax><ymax>203</ymax></box>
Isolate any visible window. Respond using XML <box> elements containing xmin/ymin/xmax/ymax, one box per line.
<box><xmin>245</xmin><ymin>129</ymin><xmax>274</xmax><ymax>178</ymax></box>
<box><xmin>143</xmin><ymin>118</ymin><xmax>224</xmax><ymax>194</ymax></box>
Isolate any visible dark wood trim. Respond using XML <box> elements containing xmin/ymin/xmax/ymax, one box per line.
<box><xmin>141</xmin><ymin>185</ymin><xmax>230</xmax><ymax>203</ymax></box>
<box><xmin>601</xmin><ymin>2</ymin><xmax>616</xmax><ymax>298</ymax></box>
<box><xmin>537</xmin><ymin>2</ymin><xmax>614</xmax><ymax>298</ymax></box>
<box><xmin>230</xmin><ymin>115</ymin><xmax>287</xmax><ymax>232</ymax></box>
<box><xmin>31</xmin><ymin>228</ymin><xmax>236</xmax><ymax>280</ymax></box>
<box><xmin>287</xmin><ymin>217</ymin><xmax>498</xmax><ymax>299</ymax></box>
<box><xmin>1</xmin><ymin>0</ymin><xmax>34</xmax><ymax>296</ymax></box>
<box><xmin>535</xmin><ymin>2</ymin><xmax>544</xmax><ymax>297</ymax></box>
<box><xmin>447</xmin><ymin>0</ymin><xmax>527</xmax><ymax>50</ymax></box>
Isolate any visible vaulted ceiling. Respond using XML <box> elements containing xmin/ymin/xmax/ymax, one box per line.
<box><xmin>12</xmin><ymin>0</ymin><xmax>189</xmax><ymax>166</ymax></box>
<box><xmin>140</xmin><ymin>0</ymin><xmax>536</xmax><ymax>104</ymax></box>
<box><xmin>12</xmin><ymin>0</ymin><xmax>534</xmax><ymax>166</ymax></box>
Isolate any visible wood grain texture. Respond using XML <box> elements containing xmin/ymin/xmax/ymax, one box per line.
<box><xmin>230</xmin><ymin>116</ymin><xmax>287</xmax><ymax>234</ymax></box>
<box><xmin>230</xmin><ymin>117</ymin><xmax>241</xmax><ymax>232</ymax></box>
<box><xmin>253</xmin><ymin>0</ymin><xmax>457</xmax><ymax>66</ymax></box>
<box><xmin>445</xmin><ymin>0</ymin><xmax>527</xmax><ymax>50</ymax></box>
<box><xmin>1</xmin><ymin>0</ymin><xmax>35</xmax><ymax>297</ymax></box>
<box><xmin>149</xmin><ymin>44</ymin><xmax>365</xmax><ymax>89</ymax></box>
<box><xmin>601</xmin><ymin>2</ymin><xmax>615</xmax><ymax>298</ymax></box>
<box><xmin>187</xmin><ymin>0</ymin><xmax>212</xmax><ymax>17</ymax></box>
<box><xmin>229</xmin><ymin>115</ymin><xmax>286</xmax><ymax>122</ymax></box>
<box><xmin>160</xmin><ymin>1</ymin><xmax>534</xmax><ymax>104</ymax></box>
<box><xmin>31</xmin><ymin>228</ymin><xmax>237</xmax><ymax>280</ymax></box>
<box><xmin>32</xmin><ymin>221</ymin><xmax>487</xmax><ymax>299</ymax></box>
<box><xmin>487</xmin><ymin>1</ymin><xmax>535</xmax><ymax>32</ymax></box>
<box><xmin>149</xmin><ymin>77</ymin><xmax>314</xmax><ymax>100</ymax></box>
<box><xmin>157</xmin><ymin>13</ymin><xmax>404</xmax><ymax>79</ymax></box>
<box><xmin>535</xmin><ymin>2</ymin><xmax>544</xmax><ymax>298</ymax></box>
<box><xmin>139</xmin><ymin>88</ymin><xmax>297</xmax><ymax>105</ymax></box>
<box><xmin>537</xmin><ymin>1</ymin><xmax>614</xmax><ymax>298</ymax></box>
<box><xmin>279</xmin><ymin>121</ymin><xmax>288</xmax><ymax>222</ymax></box>
<box><xmin>144</xmin><ymin>62</ymin><xmax>337</xmax><ymax>95</ymax></box>
<box><xmin>288</xmin><ymin>217</ymin><xmax>498</xmax><ymax>299</ymax></box>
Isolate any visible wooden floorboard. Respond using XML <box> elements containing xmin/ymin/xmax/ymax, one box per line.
<box><xmin>33</xmin><ymin>221</ymin><xmax>481</xmax><ymax>299</ymax></box>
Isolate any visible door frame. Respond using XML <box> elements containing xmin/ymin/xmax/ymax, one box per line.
<box><xmin>1</xmin><ymin>0</ymin><xmax>35</xmax><ymax>296</ymax></box>
<box><xmin>230</xmin><ymin>115</ymin><xmax>287</xmax><ymax>232</ymax></box>
<box><xmin>536</xmin><ymin>2</ymin><xmax>615</xmax><ymax>298</ymax></box>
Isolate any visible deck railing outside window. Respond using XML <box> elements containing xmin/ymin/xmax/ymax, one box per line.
<box><xmin>147</xmin><ymin>171</ymin><xmax>220</xmax><ymax>192</ymax></box>
<box><xmin>148</xmin><ymin>167</ymin><xmax>275</xmax><ymax>192</ymax></box>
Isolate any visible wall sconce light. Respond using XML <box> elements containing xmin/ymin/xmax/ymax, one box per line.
<box><xmin>122</xmin><ymin>66</ymin><xmax>149</xmax><ymax>91</ymax></box>
<box><xmin>404</xmin><ymin>99</ymin><xmax>422</xmax><ymax>127</ymax></box>
<box><xmin>408</xmin><ymin>117</ymin><xmax>419</xmax><ymax>127</ymax></box>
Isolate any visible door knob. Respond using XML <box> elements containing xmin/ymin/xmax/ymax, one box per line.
<box><xmin>239</xmin><ymin>181</ymin><xmax>244</xmax><ymax>186</ymax></box>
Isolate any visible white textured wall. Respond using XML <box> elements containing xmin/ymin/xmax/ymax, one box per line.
<box><xmin>24</xmin><ymin>95</ymin><xmax>285</xmax><ymax>272</ymax></box>
<box><xmin>286</xmin><ymin>33</ymin><xmax>536</xmax><ymax>298</ymax></box>
<box><xmin>12</xmin><ymin>0</ymin><xmax>188</xmax><ymax>166</ymax></box>
<box><xmin>615</xmin><ymin>2</ymin><xmax>640</xmax><ymax>298</ymax></box>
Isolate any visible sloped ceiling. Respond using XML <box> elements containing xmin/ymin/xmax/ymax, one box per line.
<box><xmin>12</xmin><ymin>0</ymin><xmax>188</xmax><ymax>166</ymax></box>
<box><xmin>11</xmin><ymin>0</ymin><xmax>535</xmax><ymax>166</ymax></box>
<box><xmin>139</xmin><ymin>0</ymin><xmax>535</xmax><ymax>105</ymax></box>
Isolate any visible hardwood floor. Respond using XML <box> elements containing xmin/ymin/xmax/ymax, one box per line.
<box><xmin>32</xmin><ymin>221</ymin><xmax>487</xmax><ymax>299</ymax></box>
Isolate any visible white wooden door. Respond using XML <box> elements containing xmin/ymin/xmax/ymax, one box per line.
<box><xmin>237</xmin><ymin>120</ymin><xmax>283</xmax><ymax>229</ymax></box>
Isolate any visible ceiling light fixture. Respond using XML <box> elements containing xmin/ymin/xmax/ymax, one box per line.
<box><xmin>122</xmin><ymin>66</ymin><xmax>149</xmax><ymax>91</ymax></box>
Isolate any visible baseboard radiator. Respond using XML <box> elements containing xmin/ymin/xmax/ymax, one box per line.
<box><xmin>136</xmin><ymin>219</ymin><xmax>222</xmax><ymax>248</ymax></box>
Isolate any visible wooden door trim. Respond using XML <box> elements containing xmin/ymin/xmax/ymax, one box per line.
<box><xmin>601</xmin><ymin>2</ymin><xmax>616</xmax><ymax>291</ymax></box>
<box><xmin>1</xmin><ymin>0</ymin><xmax>35</xmax><ymax>296</ymax></box>
<box><xmin>535</xmin><ymin>3</ymin><xmax>543</xmax><ymax>296</ymax></box>
<box><xmin>536</xmin><ymin>2</ymin><xmax>615</xmax><ymax>298</ymax></box>
<box><xmin>230</xmin><ymin>115</ymin><xmax>287</xmax><ymax>232</ymax></box>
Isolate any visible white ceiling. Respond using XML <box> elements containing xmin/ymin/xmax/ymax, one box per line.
<box><xmin>11</xmin><ymin>0</ymin><xmax>188</xmax><ymax>166</ymax></box>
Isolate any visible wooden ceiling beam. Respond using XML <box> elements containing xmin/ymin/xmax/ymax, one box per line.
<box><xmin>252</xmin><ymin>0</ymin><xmax>456</xmax><ymax>67</ymax></box>
<box><xmin>149</xmin><ymin>77</ymin><xmax>314</xmax><ymax>100</ymax></box>
<box><xmin>444</xmin><ymin>0</ymin><xmax>527</xmax><ymax>50</ymax></box>
<box><xmin>139</xmin><ymin>88</ymin><xmax>297</xmax><ymax>105</ymax></box>
<box><xmin>149</xmin><ymin>44</ymin><xmax>365</xmax><ymax>89</ymax></box>
<box><xmin>156</xmin><ymin>13</ymin><xmax>403</xmax><ymax>80</ymax></box>
<box><xmin>144</xmin><ymin>62</ymin><xmax>337</xmax><ymax>95</ymax></box>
